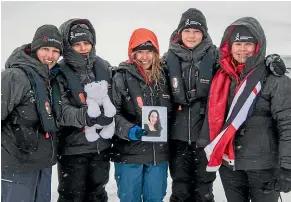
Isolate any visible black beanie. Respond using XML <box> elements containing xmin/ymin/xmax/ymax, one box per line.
<box><xmin>31</xmin><ymin>24</ymin><xmax>63</xmax><ymax>54</ymax></box>
<box><xmin>177</xmin><ymin>8</ymin><xmax>208</xmax><ymax>36</ymax></box>
<box><xmin>230</xmin><ymin>25</ymin><xmax>257</xmax><ymax>44</ymax></box>
<box><xmin>132</xmin><ymin>41</ymin><xmax>157</xmax><ymax>53</ymax></box>
<box><xmin>69</xmin><ymin>24</ymin><xmax>94</xmax><ymax>45</ymax></box>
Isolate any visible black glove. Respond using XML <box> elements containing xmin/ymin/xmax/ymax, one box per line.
<box><xmin>265</xmin><ymin>54</ymin><xmax>287</xmax><ymax>76</ymax></box>
<box><xmin>261</xmin><ymin>168</ymin><xmax>291</xmax><ymax>193</ymax></box>
<box><xmin>86</xmin><ymin>113</ymin><xmax>113</xmax><ymax>127</ymax></box>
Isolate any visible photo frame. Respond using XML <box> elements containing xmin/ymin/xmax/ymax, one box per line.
<box><xmin>141</xmin><ymin>106</ymin><xmax>167</xmax><ymax>142</ymax></box>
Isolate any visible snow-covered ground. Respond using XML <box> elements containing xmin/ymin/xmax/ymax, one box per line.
<box><xmin>51</xmin><ymin>163</ymin><xmax>290</xmax><ymax>202</ymax></box>
<box><xmin>51</xmin><ymin>163</ymin><xmax>226</xmax><ymax>202</ymax></box>
<box><xmin>51</xmin><ymin>163</ymin><xmax>228</xmax><ymax>202</ymax></box>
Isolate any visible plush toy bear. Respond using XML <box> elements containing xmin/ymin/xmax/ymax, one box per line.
<box><xmin>84</xmin><ymin>80</ymin><xmax>116</xmax><ymax>142</ymax></box>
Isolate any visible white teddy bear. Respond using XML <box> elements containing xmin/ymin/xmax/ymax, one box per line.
<box><xmin>84</xmin><ymin>80</ymin><xmax>116</xmax><ymax>142</ymax></box>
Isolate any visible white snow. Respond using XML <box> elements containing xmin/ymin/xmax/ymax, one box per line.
<box><xmin>51</xmin><ymin>163</ymin><xmax>290</xmax><ymax>202</ymax></box>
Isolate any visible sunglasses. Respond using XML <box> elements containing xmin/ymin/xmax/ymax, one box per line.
<box><xmin>70</xmin><ymin>24</ymin><xmax>90</xmax><ymax>31</ymax></box>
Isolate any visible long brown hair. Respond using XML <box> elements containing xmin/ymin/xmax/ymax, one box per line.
<box><xmin>132</xmin><ymin>51</ymin><xmax>165</xmax><ymax>89</ymax></box>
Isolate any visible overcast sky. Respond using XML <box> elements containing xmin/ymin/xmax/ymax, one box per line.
<box><xmin>1</xmin><ymin>1</ymin><xmax>291</xmax><ymax>68</ymax></box>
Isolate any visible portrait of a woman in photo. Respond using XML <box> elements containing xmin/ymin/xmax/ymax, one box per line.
<box><xmin>144</xmin><ymin>109</ymin><xmax>163</xmax><ymax>137</ymax></box>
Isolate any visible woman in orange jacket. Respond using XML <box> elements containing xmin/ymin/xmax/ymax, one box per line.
<box><xmin>110</xmin><ymin>28</ymin><xmax>172</xmax><ymax>202</ymax></box>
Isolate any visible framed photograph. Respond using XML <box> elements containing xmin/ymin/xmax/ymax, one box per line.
<box><xmin>141</xmin><ymin>106</ymin><xmax>167</xmax><ymax>142</ymax></box>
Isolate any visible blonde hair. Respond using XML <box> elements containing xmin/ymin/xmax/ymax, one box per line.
<box><xmin>132</xmin><ymin>51</ymin><xmax>165</xmax><ymax>89</ymax></box>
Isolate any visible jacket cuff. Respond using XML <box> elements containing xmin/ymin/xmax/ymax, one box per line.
<box><xmin>123</xmin><ymin>122</ymin><xmax>135</xmax><ymax>141</ymax></box>
<box><xmin>280</xmin><ymin>157</ymin><xmax>291</xmax><ymax>169</ymax></box>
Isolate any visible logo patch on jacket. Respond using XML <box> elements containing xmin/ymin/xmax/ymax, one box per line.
<box><xmin>44</xmin><ymin>100</ymin><xmax>53</xmax><ymax>118</ymax></box>
<box><xmin>200</xmin><ymin>79</ymin><xmax>210</xmax><ymax>84</ymax></box>
<box><xmin>172</xmin><ymin>77</ymin><xmax>178</xmax><ymax>89</ymax></box>
<box><xmin>28</xmin><ymin>90</ymin><xmax>36</xmax><ymax>103</ymax></box>
<box><xmin>162</xmin><ymin>94</ymin><xmax>170</xmax><ymax>99</ymax></box>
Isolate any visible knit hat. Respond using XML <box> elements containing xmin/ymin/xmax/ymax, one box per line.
<box><xmin>132</xmin><ymin>41</ymin><xmax>157</xmax><ymax>53</ymax></box>
<box><xmin>230</xmin><ymin>25</ymin><xmax>257</xmax><ymax>44</ymax></box>
<box><xmin>31</xmin><ymin>24</ymin><xmax>63</xmax><ymax>54</ymax></box>
<box><xmin>69</xmin><ymin>24</ymin><xmax>94</xmax><ymax>45</ymax></box>
<box><xmin>177</xmin><ymin>8</ymin><xmax>208</xmax><ymax>36</ymax></box>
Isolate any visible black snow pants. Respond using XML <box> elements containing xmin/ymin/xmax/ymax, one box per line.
<box><xmin>219</xmin><ymin>165</ymin><xmax>279</xmax><ymax>202</ymax></box>
<box><xmin>57</xmin><ymin>151</ymin><xmax>110</xmax><ymax>202</ymax></box>
<box><xmin>169</xmin><ymin>139</ymin><xmax>216</xmax><ymax>202</ymax></box>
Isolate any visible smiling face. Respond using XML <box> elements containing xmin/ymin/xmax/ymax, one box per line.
<box><xmin>71</xmin><ymin>40</ymin><xmax>92</xmax><ymax>56</ymax></box>
<box><xmin>149</xmin><ymin>111</ymin><xmax>158</xmax><ymax>125</ymax></box>
<box><xmin>36</xmin><ymin>46</ymin><xmax>61</xmax><ymax>69</ymax></box>
<box><xmin>181</xmin><ymin>28</ymin><xmax>203</xmax><ymax>48</ymax></box>
<box><xmin>135</xmin><ymin>50</ymin><xmax>154</xmax><ymax>70</ymax></box>
<box><xmin>231</xmin><ymin>42</ymin><xmax>256</xmax><ymax>64</ymax></box>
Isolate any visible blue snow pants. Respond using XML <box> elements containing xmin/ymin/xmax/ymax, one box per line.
<box><xmin>1</xmin><ymin>167</ymin><xmax>52</xmax><ymax>202</ymax></box>
<box><xmin>114</xmin><ymin>162</ymin><xmax>168</xmax><ymax>202</ymax></box>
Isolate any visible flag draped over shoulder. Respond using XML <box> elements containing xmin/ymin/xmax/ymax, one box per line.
<box><xmin>204</xmin><ymin>62</ymin><xmax>267</xmax><ymax>172</ymax></box>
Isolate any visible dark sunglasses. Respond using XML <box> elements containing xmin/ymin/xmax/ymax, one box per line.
<box><xmin>70</xmin><ymin>24</ymin><xmax>90</xmax><ymax>31</ymax></box>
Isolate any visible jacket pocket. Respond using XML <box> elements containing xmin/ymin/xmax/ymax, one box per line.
<box><xmin>1</xmin><ymin>170</ymin><xmax>29</xmax><ymax>185</ymax></box>
<box><xmin>235</xmin><ymin>117</ymin><xmax>274</xmax><ymax>158</ymax></box>
<box><xmin>236</xmin><ymin>128</ymin><xmax>264</xmax><ymax>158</ymax></box>
<box><xmin>64</xmin><ymin>127</ymin><xmax>96</xmax><ymax>148</ymax></box>
<box><xmin>122</xmin><ymin>93</ymin><xmax>137</xmax><ymax>116</ymax></box>
<box><xmin>10</xmin><ymin>124</ymin><xmax>39</xmax><ymax>153</ymax></box>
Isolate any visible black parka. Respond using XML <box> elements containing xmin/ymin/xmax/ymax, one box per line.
<box><xmin>56</xmin><ymin>19</ymin><xmax>112</xmax><ymax>155</ymax></box>
<box><xmin>111</xmin><ymin>62</ymin><xmax>172</xmax><ymax>164</ymax></box>
<box><xmin>163</xmin><ymin>30</ymin><xmax>218</xmax><ymax>144</ymax></box>
<box><xmin>1</xmin><ymin>44</ymin><xmax>57</xmax><ymax>172</ymax></box>
<box><xmin>200</xmin><ymin>17</ymin><xmax>291</xmax><ymax>170</ymax></box>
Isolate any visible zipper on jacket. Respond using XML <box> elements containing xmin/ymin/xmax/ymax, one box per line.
<box><xmin>238</xmin><ymin>72</ymin><xmax>244</xmax><ymax>85</ymax></box>
<box><xmin>153</xmin><ymin>143</ymin><xmax>156</xmax><ymax>166</ymax></box>
<box><xmin>149</xmin><ymin>85</ymin><xmax>154</xmax><ymax>106</ymax></box>
<box><xmin>97</xmin><ymin>141</ymin><xmax>100</xmax><ymax>154</ymax></box>
<box><xmin>48</xmin><ymin>82</ymin><xmax>53</xmax><ymax>103</ymax></box>
<box><xmin>49</xmin><ymin>133</ymin><xmax>55</xmax><ymax>163</ymax></box>
<box><xmin>188</xmin><ymin>51</ymin><xmax>193</xmax><ymax>145</ymax></box>
<box><xmin>149</xmin><ymin>85</ymin><xmax>157</xmax><ymax>165</ymax></box>
<box><xmin>85</xmin><ymin>55</ymin><xmax>92</xmax><ymax>82</ymax></box>
<box><xmin>85</xmin><ymin>66</ymin><xmax>92</xmax><ymax>83</ymax></box>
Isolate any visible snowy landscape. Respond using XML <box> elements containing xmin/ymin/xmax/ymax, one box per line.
<box><xmin>51</xmin><ymin>162</ymin><xmax>291</xmax><ymax>202</ymax></box>
<box><xmin>1</xmin><ymin>1</ymin><xmax>291</xmax><ymax>201</ymax></box>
